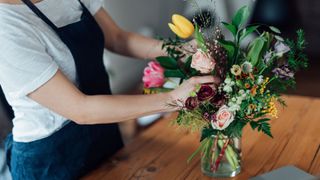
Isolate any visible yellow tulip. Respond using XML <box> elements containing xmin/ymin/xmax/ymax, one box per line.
<box><xmin>168</xmin><ymin>14</ymin><xmax>194</xmax><ymax>39</ymax></box>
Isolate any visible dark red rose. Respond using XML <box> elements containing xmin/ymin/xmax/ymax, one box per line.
<box><xmin>185</xmin><ymin>97</ymin><xmax>199</xmax><ymax>110</ymax></box>
<box><xmin>210</xmin><ymin>93</ymin><xmax>226</xmax><ymax>107</ymax></box>
<box><xmin>197</xmin><ymin>85</ymin><xmax>216</xmax><ymax>101</ymax></box>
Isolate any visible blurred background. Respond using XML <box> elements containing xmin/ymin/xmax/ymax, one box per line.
<box><xmin>1</xmin><ymin>0</ymin><xmax>320</xmax><ymax>178</ymax></box>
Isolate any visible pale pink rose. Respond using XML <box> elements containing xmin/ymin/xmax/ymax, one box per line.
<box><xmin>211</xmin><ymin>105</ymin><xmax>235</xmax><ymax>130</ymax></box>
<box><xmin>143</xmin><ymin>61</ymin><xmax>165</xmax><ymax>88</ymax></box>
<box><xmin>191</xmin><ymin>50</ymin><xmax>216</xmax><ymax>74</ymax></box>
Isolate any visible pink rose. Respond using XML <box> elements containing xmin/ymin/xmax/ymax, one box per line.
<box><xmin>191</xmin><ymin>50</ymin><xmax>216</xmax><ymax>74</ymax></box>
<box><xmin>143</xmin><ymin>61</ymin><xmax>165</xmax><ymax>88</ymax></box>
<box><xmin>211</xmin><ymin>105</ymin><xmax>235</xmax><ymax>130</ymax></box>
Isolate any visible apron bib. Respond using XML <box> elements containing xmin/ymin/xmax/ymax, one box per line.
<box><xmin>5</xmin><ymin>0</ymin><xmax>124</xmax><ymax>179</ymax></box>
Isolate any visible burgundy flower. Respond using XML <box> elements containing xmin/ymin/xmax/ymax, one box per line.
<box><xmin>210</xmin><ymin>113</ymin><xmax>217</xmax><ymax>122</ymax></box>
<box><xmin>185</xmin><ymin>97</ymin><xmax>199</xmax><ymax>110</ymax></box>
<box><xmin>203</xmin><ymin>112</ymin><xmax>210</xmax><ymax>121</ymax></box>
<box><xmin>197</xmin><ymin>85</ymin><xmax>216</xmax><ymax>101</ymax></box>
<box><xmin>210</xmin><ymin>93</ymin><xmax>226</xmax><ymax>107</ymax></box>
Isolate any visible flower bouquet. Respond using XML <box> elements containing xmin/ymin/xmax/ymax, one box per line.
<box><xmin>142</xmin><ymin>4</ymin><xmax>308</xmax><ymax>178</ymax></box>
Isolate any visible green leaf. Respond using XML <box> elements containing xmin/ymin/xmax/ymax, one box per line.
<box><xmin>164</xmin><ymin>69</ymin><xmax>186</xmax><ymax>78</ymax></box>
<box><xmin>232</xmin><ymin>6</ymin><xmax>250</xmax><ymax>28</ymax></box>
<box><xmin>222</xmin><ymin>22</ymin><xmax>237</xmax><ymax>37</ymax></box>
<box><xmin>253</xmin><ymin>112</ymin><xmax>267</xmax><ymax>118</ymax></box>
<box><xmin>184</xmin><ymin>56</ymin><xmax>192</xmax><ymax>69</ymax></box>
<box><xmin>240</xmin><ymin>25</ymin><xmax>259</xmax><ymax>41</ymax></box>
<box><xmin>250</xmin><ymin>121</ymin><xmax>259</xmax><ymax>130</ymax></box>
<box><xmin>257</xmin><ymin>118</ymin><xmax>271</xmax><ymax>123</ymax></box>
<box><xmin>187</xmin><ymin>137</ymin><xmax>209</xmax><ymax>163</ymax></box>
<box><xmin>156</xmin><ymin>56</ymin><xmax>179</xmax><ymax>69</ymax></box>
<box><xmin>269</xmin><ymin>26</ymin><xmax>281</xmax><ymax>34</ymax></box>
<box><xmin>247</xmin><ymin>37</ymin><xmax>265</xmax><ymax>66</ymax></box>
<box><xmin>194</xmin><ymin>24</ymin><xmax>207</xmax><ymax>52</ymax></box>
<box><xmin>218</xmin><ymin>39</ymin><xmax>235</xmax><ymax>60</ymax></box>
<box><xmin>275</xmin><ymin>35</ymin><xmax>284</xmax><ymax>42</ymax></box>
<box><xmin>200</xmin><ymin>127</ymin><xmax>217</xmax><ymax>141</ymax></box>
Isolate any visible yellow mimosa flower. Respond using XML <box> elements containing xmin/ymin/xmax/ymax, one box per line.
<box><xmin>168</xmin><ymin>14</ymin><xmax>194</xmax><ymax>39</ymax></box>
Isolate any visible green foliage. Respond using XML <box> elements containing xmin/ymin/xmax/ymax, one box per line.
<box><xmin>184</xmin><ymin>56</ymin><xmax>199</xmax><ymax>77</ymax></box>
<box><xmin>222</xmin><ymin>119</ymin><xmax>248</xmax><ymax>138</ymax></box>
<box><xmin>269</xmin><ymin>26</ymin><xmax>281</xmax><ymax>34</ymax></box>
<box><xmin>247</xmin><ymin>37</ymin><xmax>265</xmax><ymax>66</ymax></box>
<box><xmin>232</xmin><ymin>6</ymin><xmax>250</xmax><ymax>29</ymax></box>
<box><xmin>285</xmin><ymin>29</ymin><xmax>309</xmax><ymax>71</ymax></box>
<box><xmin>249</xmin><ymin>118</ymin><xmax>273</xmax><ymax>138</ymax></box>
<box><xmin>218</xmin><ymin>39</ymin><xmax>235</xmax><ymax>62</ymax></box>
<box><xmin>164</xmin><ymin>69</ymin><xmax>186</xmax><ymax>78</ymax></box>
<box><xmin>222</xmin><ymin>22</ymin><xmax>237</xmax><ymax>36</ymax></box>
<box><xmin>201</xmin><ymin>126</ymin><xmax>217</xmax><ymax>142</ymax></box>
<box><xmin>173</xmin><ymin>110</ymin><xmax>209</xmax><ymax>132</ymax></box>
<box><xmin>187</xmin><ymin>137</ymin><xmax>210</xmax><ymax>163</ymax></box>
<box><xmin>240</xmin><ymin>25</ymin><xmax>259</xmax><ymax>41</ymax></box>
<box><xmin>160</xmin><ymin>37</ymin><xmax>184</xmax><ymax>59</ymax></box>
<box><xmin>156</xmin><ymin>56</ymin><xmax>179</xmax><ymax>69</ymax></box>
<box><xmin>194</xmin><ymin>24</ymin><xmax>207</xmax><ymax>52</ymax></box>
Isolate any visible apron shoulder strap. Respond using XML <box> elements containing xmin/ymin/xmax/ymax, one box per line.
<box><xmin>21</xmin><ymin>0</ymin><xmax>59</xmax><ymax>32</ymax></box>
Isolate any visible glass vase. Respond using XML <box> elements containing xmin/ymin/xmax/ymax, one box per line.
<box><xmin>201</xmin><ymin>135</ymin><xmax>241</xmax><ymax>178</ymax></box>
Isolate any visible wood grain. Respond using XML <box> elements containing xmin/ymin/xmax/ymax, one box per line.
<box><xmin>83</xmin><ymin>96</ymin><xmax>320</xmax><ymax>180</ymax></box>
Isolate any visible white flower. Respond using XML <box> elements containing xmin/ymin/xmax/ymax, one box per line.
<box><xmin>239</xmin><ymin>90</ymin><xmax>245</xmax><ymax>94</ymax></box>
<box><xmin>229</xmin><ymin>104</ymin><xmax>241</xmax><ymax>112</ymax></box>
<box><xmin>224</xmin><ymin>77</ymin><xmax>232</xmax><ymax>84</ymax></box>
<box><xmin>211</xmin><ymin>105</ymin><xmax>235</xmax><ymax>130</ymax></box>
<box><xmin>263</xmin><ymin>51</ymin><xmax>273</xmax><ymax>65</ymax></box>
<box><xmin>236</xmin><ymin>99</ymin><xmax>242</xmax><ymax>105</ymax></box>
<box><xmin>163</xmin><ymin>78</ymin><xmax>180</xmax><ymax>88</ymax></box>
<box><xmin>256</xmin><ymin>75</ymin><xmax>264</xmax><ymax>85</ymax></box>
<box><xmin>230</xmin><ymin>65</ymin><xmax>242</xmax><ymax>76</ymax></box>
<box><xmin>241</xmin><ymin>61</ymin><xmax>253</xmax><ymax>73</ymax></box>
<box><xmin>223</xmin><ymin>85</ymin><xmax>233</xmax><ymax>93</ymax></box>
<box><xmin>274</xmin><ymin>41</ymin><xmax>290</xmax><ymax>57</ymax></box>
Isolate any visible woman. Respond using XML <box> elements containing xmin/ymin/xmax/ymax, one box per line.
<box><xmin>0</xmin><ymin>0</ymin><xmax>219</xmax><ymax>179</ymax></box>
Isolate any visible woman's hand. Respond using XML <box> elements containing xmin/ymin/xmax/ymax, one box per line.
<box><xmin>168</xmin><ymin>76</ymin><xmax>221</xmax><ymax>106</ymax></box>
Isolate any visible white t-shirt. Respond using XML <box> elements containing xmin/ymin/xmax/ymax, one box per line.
<box><xmin>0</xmin><ymin>0</ymin><xmax>103</xmax><ymax>142</ymax></box>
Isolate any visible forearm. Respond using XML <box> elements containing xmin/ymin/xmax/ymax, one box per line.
<box><xmin>112</xmin><ymin>31</ymin><xmax>167</xmax><ymax>60</ymax></box>
<box><xmin>79</xmin><ymin>93</ymin><xmax>174</xmax><ymax>124</ymax></box>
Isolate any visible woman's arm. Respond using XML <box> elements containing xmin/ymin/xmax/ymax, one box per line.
<box><xmin>28</xmin><ymin>70</ymin><xmax>219</xmax><ymax>125</ymax></box>
<box><xmin>94</xmin><ymin>8</ymin><xmax>166</xmax><ymax>59</ymax></box>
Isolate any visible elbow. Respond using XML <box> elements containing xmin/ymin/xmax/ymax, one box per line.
<box><xmin>104</xmin><ymin>30</ymin><xmax>128</xmax><ymax>53</ymax></box>
<box><xmin>68</xmin><ymin>96</ymin><xmax>93</xmax><ymax>125</ymax></box>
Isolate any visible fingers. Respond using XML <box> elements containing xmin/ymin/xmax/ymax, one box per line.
<box><xmin>189</xmin><ymin>76</ymin><xmax>221</xmax><ymax>85</ymax></box>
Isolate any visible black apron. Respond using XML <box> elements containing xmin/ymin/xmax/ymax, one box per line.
<box><xmin>5</xmin><ymin>0</ymin><xmax>123</xmax><ymax>179</ymax></box>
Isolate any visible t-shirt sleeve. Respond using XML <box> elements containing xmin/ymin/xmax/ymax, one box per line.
<box><xmin>0</xmin><ymin>33</ymin><xmax>59</xmax><ymax>98</ymax></box>
<box><xmin>81</xmin><ymin>0</ymin><xmax>103</xmax><ymax>15</ymax></box>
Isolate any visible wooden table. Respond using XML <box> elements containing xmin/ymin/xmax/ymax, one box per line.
<box><xmin>83</xmin><ymin>95</ymin><xmax>320</xmax><ymax>179</ymax></box>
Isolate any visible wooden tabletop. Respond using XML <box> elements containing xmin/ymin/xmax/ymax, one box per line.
<box><xmin>83</xmin><ymin>95</ymin><xmax>320</xmax><ymax>180</ymax></box>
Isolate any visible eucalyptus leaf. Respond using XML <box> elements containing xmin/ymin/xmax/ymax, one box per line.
<box><xmin>232</xmin><ymin>6</ymin><xmax>250</xmax><ymax>28</ymax></box>
<box><xmin>275</xmin><ymin>35</ymin><xmax>284</xmax><ymax>42</ymax></box>
<box><xmin>269</xmin><ymin>26</ymin><xmax>281</xmax><ymax>34</ymax></box>
<box><xmin>156</xmin><ymin>56</ymin><xmax>179</xmax><ymax>69</ymax></box>
<box><xmin>222</xmin><ymin>22</ymin><xmax>237</xmax><ymax>37</ymax></box>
